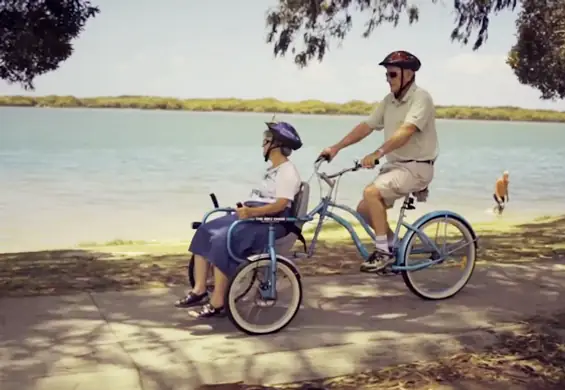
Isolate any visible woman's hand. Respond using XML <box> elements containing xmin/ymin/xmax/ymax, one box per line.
<box><xmin>236</xmin><ymin>206</ymin><xmax>253</xmax><ymax>220</ymax></box>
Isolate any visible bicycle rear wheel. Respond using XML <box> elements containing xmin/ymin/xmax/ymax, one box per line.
<box><xmin>226</xmin><ymin>255</ymin><xmax>302</xmax><ymax>335</ymax></box>
<box><xmin>401</xmin><ymin>215</ymin><xmax>476</xmax><ymax>300</ymax></box>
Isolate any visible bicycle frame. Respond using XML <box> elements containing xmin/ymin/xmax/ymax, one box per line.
<box><xmin>221</xmin><ymin>159</ymin><xmax>473</xmax><ymax>299</ymax></box>
<box><xmin>295</xmin><ymin>161</ymin><xmax>451</xmax><ymax>272</ymax></box>
<box><xmin>303</xmin><ymin>195</ymin><xmax>452</xmax><ymax>270</ymax></box>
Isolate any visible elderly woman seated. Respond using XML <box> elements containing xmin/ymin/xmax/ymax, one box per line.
<box><xmin>175</xmin><ymin>121</ymin><xmax>303</xmax><ymax>319</ymax></box>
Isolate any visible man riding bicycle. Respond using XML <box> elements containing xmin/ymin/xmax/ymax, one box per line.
<box><xmin>319</xmin><ymin>50</ymin><xmax>439</xmax><ymax>273</ymax></box>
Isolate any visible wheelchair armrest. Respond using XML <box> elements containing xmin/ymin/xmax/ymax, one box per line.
<box><xmin>195</xmin><ymin>207</ymin><xmax>237</xmax><ymax>228</ymax></box>
<box><xmin>246</xmin><ymin>216</ymin><xmax>299</xmax><ymax>223</ymax></box>
<box><xmin>225</xmin><ymin>217</ymin><xmax>296</xmax><ymax>263</ymax></box>
<box><xmin>235</xmin><ymin>216</ymin><xmax>313</xmax><ymax>225</ymax></box>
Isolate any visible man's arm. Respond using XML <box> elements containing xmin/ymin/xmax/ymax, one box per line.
<box><xmin>373</xmin><ymin>90</ymin><xmax>434</xmax><ymax>157</ymax></box>
<box><xmin>332</xmin><ymin>122</ymin><xmax>373</xmax><ymax>151</ymax></box>
<box><xmin>332</xmin><ymin>101</ymin><xmax>385</xmax><ymax>151</ymax></box>
<box><xmin>374</xmin><ymin>124</ymin><xmax>418</xmax><ymax>156</ymax></box>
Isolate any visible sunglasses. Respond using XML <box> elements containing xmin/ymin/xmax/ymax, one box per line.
<box><xmin>386</xmin><ymin>71</ymin><xmax>398</xmax><ymax>79</ymax></box>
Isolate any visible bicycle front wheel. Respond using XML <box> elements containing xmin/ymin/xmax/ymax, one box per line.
<box><xmin>226</xmin><ymin>255</ymin><xmax>302</xmax><ymax>335</ymax></box>
<box><xmin>401</xmin><ymin>215</ymin><xmax>476</xmax><ymax>300</ymax></box>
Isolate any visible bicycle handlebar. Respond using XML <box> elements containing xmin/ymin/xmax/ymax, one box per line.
<box><xmin>314</xmin><ymin>154</ymin><xmax>379</xmax><ymax>187</ymax></box>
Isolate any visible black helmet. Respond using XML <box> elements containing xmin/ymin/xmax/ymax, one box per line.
<box><xmin>265</xmin><ymin>121</ymin><xmax>302</xmax><ymax>151</ymax></box>
<box><xmin>379</xmin><ymin>50</ymin><xmax>421</xmax><ymax>71</ymax></box>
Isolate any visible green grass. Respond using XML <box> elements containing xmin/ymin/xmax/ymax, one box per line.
<box><xmin>76</xmin><ymin>215</ymin><xmax>564</xmax><ymax>254</ymax></box>
<box><xmin>1</xmin><ymin>214</ymin><xmax>563</xmax><ymax>296</ymax></box>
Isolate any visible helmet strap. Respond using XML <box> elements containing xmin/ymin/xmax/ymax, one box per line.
<box><xmin>263</xmin><ymin>141</ymin><xmax>281</xmax><ymax>162</ymax></box>
<box><xmin>394</xmin><ymin>71</ymin><xmax>415</xmax><ymax>100</ymax></box>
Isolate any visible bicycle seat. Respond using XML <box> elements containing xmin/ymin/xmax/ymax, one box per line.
<box><xmin>412</xmin><ymin>187</ymin><xmax>429</xmax><ymax>202</ymax></box>
<box><xmin>411</xmin><ymin>186</ymin><xmax>428</xmax><ymax>195</ymax></box>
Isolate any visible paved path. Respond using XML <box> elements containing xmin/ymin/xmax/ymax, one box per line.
<box><xmin>1</xmin><ymin>261</ymin><xmax>564</xmax><ymax>390</ymax></box>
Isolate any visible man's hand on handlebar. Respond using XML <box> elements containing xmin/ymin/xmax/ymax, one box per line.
<box><xmin>360</xmin><ymin>151</ymin><xmax>381</xmax><ymax>169</ymax></box>
<box><xmin>317</xmin><ymin>146</ymin><xmax>340</xmax><ymax>163</ymax></box>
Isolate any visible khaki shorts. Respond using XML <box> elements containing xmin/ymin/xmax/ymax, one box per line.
<box><xmin>372</xmin><ymin>161</ymin><xmax>434</xmax><ymax>208</ymax></box>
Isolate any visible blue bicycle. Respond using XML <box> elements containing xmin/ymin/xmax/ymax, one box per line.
<box><xmin>189</xmin><ymin>158</ymin><xmax>478</xmax><ymax>335</ymax></box>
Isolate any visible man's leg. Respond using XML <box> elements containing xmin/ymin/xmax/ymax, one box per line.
<box><xmin>356</xmin><ymin>200</ymin><xmax>395</xmax><ymax>244</ymax></box>
<box><xmin>359</xmin><ymin>172</ymin><xmax>400</xmax><ymax>272</ymax></box>
<box><xmin>359</xmin><ymin>164</ymin><xmax>422</xmax><ymax>272</ymax></box>
<box><xmin>493</xmin><ymin>194</ymin><xmax>503</xmax><ymax>214</ymax></box>
<box><xmin>498</xmin><ymin>196</ymin><xmax>506</xmax><ymax>214</ymax></box>
<box><xmin>362</xmin><ymin>185</ymin><xmax>391</xmax><ymax>250</ymax></box>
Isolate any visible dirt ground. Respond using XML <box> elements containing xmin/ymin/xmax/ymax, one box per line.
<box><xmin>197</xmin><ymin>313</ymin><xmax>565</xmax><ymax>390</ymax></box>
<box><xmin>2</xmin><ymin>216</ymin><xmax>565</xmax><ymax>390</ymax></box>
<box><xmin>1</xmin><ymin>216</ymin><xmax>564</xmax><ymax>297</ymax></box>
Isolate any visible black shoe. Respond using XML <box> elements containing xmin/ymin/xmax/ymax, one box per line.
<box><xmin>188</xmin><ymin>303</ymin><xmax>225</xmax><ymax>319</ymax></box>
<box><xmin>360</xmin><ymin>249</ymin><xmax>395</xmax><ymax>273</ymax></box>
<box><xmin>174</xmin><ymin>291</ymin><xmax>208</xmax><ymax>308</ymax></box>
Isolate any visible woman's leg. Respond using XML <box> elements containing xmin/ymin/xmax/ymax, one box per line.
<box><xmin>188</xmin><ymin>217</ymin><xmax>266</xmax><ymax>318</ymax></box>
<box><xmin>175</xmin><ymin>254</ymin><xmax>210</xmax><ymax>306</ymax></box>
<box><xmin>176</xmin><ymin>215</ymin><xmax>235</xmax><ymax>307</ymax></box>
<box><xmin>209</xmin><ymin>266</ymin><xmax>229</xmax><ymax>308</ymax></box>
<box><xmin>188</xmin><ymin>206</ymin><xmax>290</xmax><ymax>318</ymax></box>
<box><xmin>192</xmin><ymin>254</ymin><xmax>210</xmax><ymax>295</ymax></box>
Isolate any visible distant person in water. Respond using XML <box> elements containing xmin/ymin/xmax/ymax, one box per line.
<box><xmin>493</xmin><ymin>171</ymin><xmax>510</xmax><ymax>215</ymax></box>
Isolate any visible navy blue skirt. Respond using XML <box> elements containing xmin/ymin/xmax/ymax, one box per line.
<box><xmin>188</xmin><ymin>202</ymin><xmax>292</xmax><ymax>277</ymax></box>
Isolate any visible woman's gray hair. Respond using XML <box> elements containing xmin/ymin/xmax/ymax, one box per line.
<box><xmin>281</xmin><ymin>147</ymin><xmax>292</xmax><ymax>157</ymax></box>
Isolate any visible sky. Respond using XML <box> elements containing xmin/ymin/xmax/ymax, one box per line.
<box><xmin>1</xmin><ymin>0</ymin><xmax>564</xmax><ymax>110</ymax></box>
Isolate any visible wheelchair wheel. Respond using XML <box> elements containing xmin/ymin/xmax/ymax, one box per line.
<box><xmin>401</xmin><ymin>215</ymin><xmax>476</xmax><ymax>300</ymax></box>
<box><xmin>187</xmin><ymin>254</ymin><xmax>214</xmax><ymax>292</ymax></box>
<box><xmin>226</xmin><ymin>255</ymin><xmax>302</xmax><ymax>335</ymax></box>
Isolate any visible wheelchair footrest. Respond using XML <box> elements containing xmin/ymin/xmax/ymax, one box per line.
<box><xmin>292</xmin><ymin>251</ymin><xmax>309</xmax><ymax>259</ymax></box>
<box><xmin>191</xmin><ymin>222</ymin><xmax>202</xmax><ymax>229</ymax></box>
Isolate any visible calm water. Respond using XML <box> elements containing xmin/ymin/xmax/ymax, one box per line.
<box><xmin>1</xmin><ymin>106</ymin><xmax>565</xmax><ymax>252</ymax></box>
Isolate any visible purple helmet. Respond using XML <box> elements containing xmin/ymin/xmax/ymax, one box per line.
<box><xmin>265</xmin><ymin>121</ymin><xmax>303</xmax><ymax>151</ymax></box>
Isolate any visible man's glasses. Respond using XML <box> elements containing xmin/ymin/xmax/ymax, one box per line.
<box><xmin>262</xmin><ymin>139</ymin><xmax>272</xmax><ymax>146</ymax></box>
<box><xmin>386</xmin><ymin>71</ymin><xmax>398</xmax><ymax>79</ymax></box>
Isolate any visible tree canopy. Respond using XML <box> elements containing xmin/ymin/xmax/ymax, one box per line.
<box><xmin>507</xmin><ymin>0</ymin><xmax>565</xmax><ymax>100</ymax></box>
<box><xmin>0</xmin><ymin>1</ymin><xmax>563</xmax><ymax>101</ymax></box>
<box><xmin>0</xmin><ymin>0</ymin><xmax>99</xmax><ymax>90</ymax></box>
<box><xmin>265</xmin><ymin>0</ymin><xmax>518</xmax><ymax>66</ymax></box>
<box><xmin>265</xmin><ymin>0</ymin><xmax>565</xmax><ymax>100</ymax></box>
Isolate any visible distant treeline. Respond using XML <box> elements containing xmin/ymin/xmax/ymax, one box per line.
<box><xmin>1</xmin><ymin>95</ymin><xmax>565</xmax><ymax>123</ymax></box>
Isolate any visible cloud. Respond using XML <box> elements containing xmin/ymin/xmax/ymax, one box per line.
<box><xmin>444</xmin><ymin>53</ymin><xmax>508</xmax><ymax>76</ymax></box>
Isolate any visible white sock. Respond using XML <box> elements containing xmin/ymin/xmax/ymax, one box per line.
<box><xmin>375</xmin><ymin>235</ymin><xmax>390</xmax><ymax>253</ymax></box>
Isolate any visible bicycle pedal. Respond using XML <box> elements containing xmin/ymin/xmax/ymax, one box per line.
<box><xmin>376</xmin><ymin>267</ymin><xmax>397</xmax><ymax>276</ymax></box>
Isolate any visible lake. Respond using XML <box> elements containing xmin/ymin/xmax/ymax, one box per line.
<box><xmin>1</xmin><ymin>106</ymin><xmax>564</xmax><ymax>252</ymax></box>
